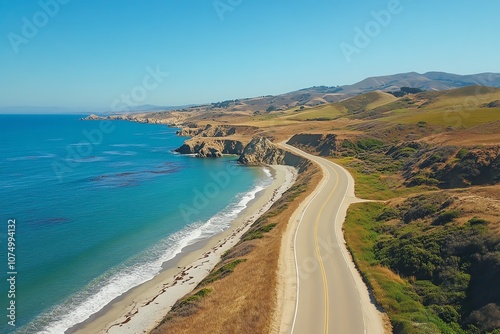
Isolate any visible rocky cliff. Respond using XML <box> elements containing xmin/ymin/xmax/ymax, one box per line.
<box><xmin>238</xmin><ymin>137</ymin><xmax>309</xmax><ymax>171</ymax></box>
<box><xmin>81</xmin><ymin>114</ymin><xmax>104</xmax><ymax>121</ymax></box>
<box><xmin>434</xmin><ymin>146</ymin><xmax>500</xmax><ymax>188</ymax></box>
<box><xmin>176</xmin><ymin>128</ymin><xmax>203</xmax><ymax>137</ymax></box>
<box><xmin>238</xmin><ymin>137</ymin><xmax>284</xmax><ymax>165</ymax></box>
<box><xmin>175</xmin><ymin>138</ymin><xmax>244</xmax><ymax>158</ymax></box>
<box><xmin>176</xmin><ymin>124</ymin><xmax>258</xmax><ymax>138</ymax></box>
<box><xmin>287</xmin><ymin>133</ymin><xmax>339</xmax><ymax>156</ymax></box>
<box><xmin>174</xmin><ymin>123</ymin><xmax>262</xmax><ymax>158</ymax></box>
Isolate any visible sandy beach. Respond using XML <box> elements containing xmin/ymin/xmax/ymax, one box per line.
<box><xmin>69</xmin><ymin>164</ymin><xmax>297</xmax><ymax>334</ymax></box>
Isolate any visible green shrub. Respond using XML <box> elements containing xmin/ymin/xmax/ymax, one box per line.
<box><xmin>173</xmin><ymin>288</ymin><xmax>213</xmax><ymax>317</ymax></box>
<box><xmin>393</xmin><ymin>146</ymin><xmax>418</xmax><ymax>159</ymax></box>
<box><xmin>201</xmin><ymin>259</ymin><xmax>247</xmax><ymax>286</ymax></box>
<box><xmin>243</xmin><ymin>223</ymin><xmax>277</xmax><ymax>241</ymax></box>
<box><xmin>357</xmin><ymin>137</ymin><xmax>384</xmax><ymax>150</ymax></box>
<box><xmin>430</xmin><ymin>305</ymin><xmax>461</xmax><ymax>324</ymax></box>
<box><xmin>408</xmin><ymin>175</ymin><xmax>440</xmax><ymax>187</ymax></box>
<box><xmin>433</xmin><ymin>210</ymin><xmax>460</xmax><ymax>225</ymax></box>
<box><xmin>468</xmin><ymin>217</ymin><xmax>488</xmax><ymax>226</ymax></box>
<box><xmin>377</xmin><ymin>207</ymin><xmax>400</xmax><ymax>221</ymax></box>
<box><xmin>456</xmin><ymin>148</ymin><xmax>469</xmax><ymax>159</ymax></box>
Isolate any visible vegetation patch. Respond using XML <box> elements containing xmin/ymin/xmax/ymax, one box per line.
<box><xmin>221</xmin><ymin>243</ymin><xmax>255</xmax><ymax>261</ymax></box>
<box><xmin>344</xmin><ymin>202</ymin><xmax>450</xmax><ymax>333</ymax></box>
<box><xmin>166</xmin><ymin>288</ymin><xmax>213</xmax><ymax>319</ymax></box>
<box><xmin>432</xmin><ymin>210</ymin><xmax>461</xmax><ymax>225</ymax></box>
<box><xmin>199</xmin><ymin>259</ymin><xmax>247</xmax><ymax>286</ymax></box>
<box><xmin>345</xmin><ymin>194</ymin><xmax>500</xmax><ymax>333</ymax></box>
<box><xmin>340</xmin><ymin>91</ymin><xmax>385</xmax><ymax>114</ymax></box>
<box><xmin>389</xmin><ymin>87</ymin><xmax>425</xmax><ymax>97</ymax></box>
<box><xmin>243</xmin><ymin>223</ymin><xmax>277</xmax><ymax>241</ymax></box>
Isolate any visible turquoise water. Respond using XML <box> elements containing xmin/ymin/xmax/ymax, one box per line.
<box><xmin>0</xmin><ymin>114</ymin><xmax>269</xmax><ymax>333</ymax></box>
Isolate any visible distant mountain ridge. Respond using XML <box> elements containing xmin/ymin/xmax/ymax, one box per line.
<box><xmin>184</xmin><ymin>71</ymin><xmax>500</xmax><ymax>113</ymax></box>
<box><xmin>341</xmin><ymin>71</ymin><xmax>500</xmax><ymax>94</ymax></box>
<box><xmin>112</xmin><ymin>104</ymin><xmax>196</xmax><ymax>113</ymax></box>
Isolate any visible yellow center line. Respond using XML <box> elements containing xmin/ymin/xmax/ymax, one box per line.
<box><xmin>314</xmin><ymin>164</ymin><xmax>339</xmax><ymax>334</ymax></box>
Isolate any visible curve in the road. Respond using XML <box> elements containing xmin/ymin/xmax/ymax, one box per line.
<box><xmin>279</xmin><ymin>142</ymin><xmax>384</xmax><ymax>334</ymax></box>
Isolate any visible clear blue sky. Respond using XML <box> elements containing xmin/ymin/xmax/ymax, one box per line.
<box><xmin>1</xmin><ymin>0</ymin><xmax>499</xmax><ymax>112</ymax></box>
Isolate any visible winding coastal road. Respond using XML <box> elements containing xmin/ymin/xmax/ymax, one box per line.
<box><xmin>278</xmin><ymin>142</ymin><xmax>384</xmax><ymax>334</ymax></box>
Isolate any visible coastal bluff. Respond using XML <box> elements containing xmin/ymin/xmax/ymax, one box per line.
<box><xmin>173</xmin><ymin>124</ymin><xmax>309</xmax><ymax>170</ymax></box>
<box><xmin>238</xmin><ymin>137</ymin><xmax>309</xmax><ymax>172</ymax></box>
<box><xmin>175</xmin><ymin>138</ymin><xmax>244</xmax><ymax>158</ymax></box>
<box><xmin>287</xmin><ymin>133</ymin><xmax>339</xmax><ymax>156</ymax></box>
<box><xmin>176</xmin><ymin>124</ymin><xmax>257</xmax><ymax>138</ymax></box>
<box><xmin>81</xmin><ymin>113</ymin><xmax>186</xmax><ymax>126</ymax></box>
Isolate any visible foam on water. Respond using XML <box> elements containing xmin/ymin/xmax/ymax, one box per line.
<box><xmin>103</xmin><ymin>150</ymin><xmax>138</xmax><ymax>156</ymax></box>
<box><xmin>111</xmin><ymin>144</ymin><xmax>147</xmax><ymax>148</ymax></box>
<box><xmin>66</xmin><ymin>156</ymin><xmax>107</xmax><ymax>163</ymax></box>
<box><xmin>7</xmin><ymin>153</ymin><xmax>57</xmax><ymax>161</ymax></box>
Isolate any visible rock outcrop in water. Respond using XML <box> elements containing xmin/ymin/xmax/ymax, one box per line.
<box><xmin>174</xmin><ymin>123</ymin><xmax>259</xmax><ymax>158</ymax></box>
<box><xmin>82</xmin><ymin>112</ymin><xmax>188</xmax><ymax>126</ymax></box>
<box><xmin>81</xmin><ymin>114</ymin><xmax>105</xmax><ymax>121</ymax></box>
<box><xmin>175</xmin><ymin>138</ymin><xmax>244</xmax><ymax>158</ymax></box>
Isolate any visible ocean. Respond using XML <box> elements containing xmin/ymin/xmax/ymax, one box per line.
<box><xmin>0</xmin><ymin>114</ymin><xmax>270</xmax><ymax>333</ymax></box>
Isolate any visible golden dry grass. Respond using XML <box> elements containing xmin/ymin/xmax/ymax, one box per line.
<box><xmin>365</xmin><ymin>91</ymin><xmax>398</xmax><ymax>110</ymax></box>
<box><xmin>446</xmin><ymin>185</ymin><xmax>500</xmax><ymax>236</ymax></box>
<box><xmin>283</xmin><ymin>104</ymin><xmax>346</xmax><ymax>121</ymax></box>
<box><xmin>386</xmin><ymin>108</ymin><xmax>500</xmax><ymax>128</ymax></box>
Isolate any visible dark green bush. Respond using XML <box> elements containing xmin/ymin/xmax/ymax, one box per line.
<box><xmin>430</xmin><ymin>304</ymin><xmax>461</xmax><ymax>323</ymax></box>
<box><xmin>377</xmin><ymin>207</ymin><xmax>400</xmax><ymax>221</ymax></box>
<box><xmin>433</xmin><ymin>210</ymin><xmax>461</xmax><ymax>225</ymax></box>
<box><xmin>456</xmin><ymin>148</ymin><xmax>469</xmax><ymax>159</ymax></box>
<box><xmin>468</xmin><ymin>217</ymin><xmax>489</xmax><ymax>226</ymax></box>
<box><xmin>201</xmin><ymin>259</ymin><xmax>246</xmax><ymax>286</ymax></box>
<box><xmin>357</xmin><ymin>137</ymin><xmax>384</xmax><ymax>150</ymax></box>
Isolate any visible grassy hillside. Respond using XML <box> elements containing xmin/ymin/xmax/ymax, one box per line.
<box><xmin>284</xmin><ymin>104</ymin><xmax>346</xmax><ymax>121</ymax></box>
<box><xmin>345</xmin><ymin>199</ymin><xmax>500</xmax><ymax>333</ymax></box>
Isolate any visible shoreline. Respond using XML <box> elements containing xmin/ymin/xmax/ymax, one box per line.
<box><xmin>69</xmin><ymin>164</ymin><xmax>297</xmax><ymax>334</ymax></box>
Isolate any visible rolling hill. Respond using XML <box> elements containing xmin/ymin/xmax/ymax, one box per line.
<box><xmin>180</xmin><ymin>72</ymin><xmax>500</xmax><ymax>114</ymax></box>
